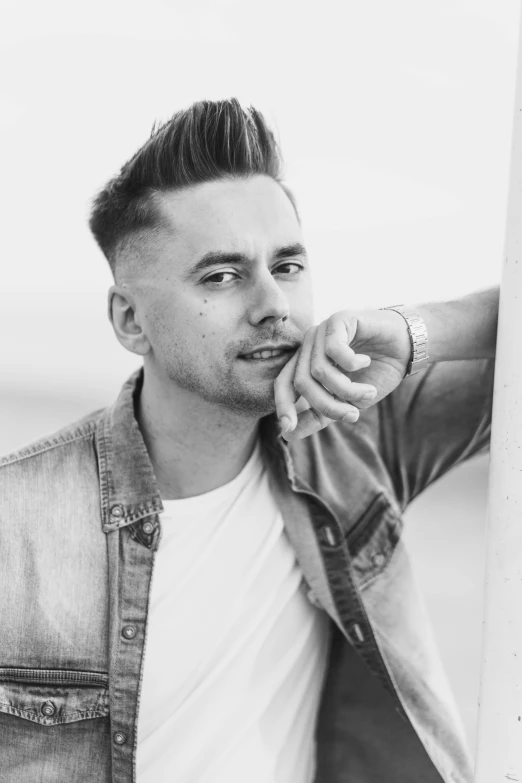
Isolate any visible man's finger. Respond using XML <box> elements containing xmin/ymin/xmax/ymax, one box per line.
<box><xmin>293</xmin><ymin>327</ymin><xmax>367</xmax><ymax>421</ymax></box>
<box><xmin>324</xmin><ymin>314</ymin><xmax>369</xmax><ymax>372</ymax></box>
<box><xmin>274</xmin><ymin>349</ymin><xmax>301</xmax><ymax>433</ymax></box>
<box><xmin>282</xmin><ymin>408</ymin><xmax>332</xmax><ymax>441</ymax></box>
<box><xmin>310</xmin><ymin>322</ymin><xmax>376</xmax><ymax>405</ymax></box>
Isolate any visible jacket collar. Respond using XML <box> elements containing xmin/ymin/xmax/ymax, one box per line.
<box><xmin>97</xmin><ymin>369</ymin><xmax>163</xmax><ymax>532</ymax></box>
<box><xmin>96</xmin><ymin>368</ymin><xmax>297</xmax><ymax>533</ymax></box>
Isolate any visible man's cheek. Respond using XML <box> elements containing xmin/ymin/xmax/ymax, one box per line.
<box><xmin>292</xmin><ymin>307</ymin><xmax>314</xmax><ymax>335</ymax></box>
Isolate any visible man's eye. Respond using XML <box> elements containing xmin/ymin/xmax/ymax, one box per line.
<box><xmin>203</xmin><ymin>271</ymin><xmax>239</xmax><ymax>285</ymax></box>
<box><xmin>275</xmin><ymin>262</ymin><xmax>303</xmax><ymax>275</ymax></box>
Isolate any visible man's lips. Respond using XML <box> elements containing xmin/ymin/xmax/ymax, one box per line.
<box><xmin>239</xmin><ymin>344</ymin><xmax>299</xmax><ymax>360</ymax></box>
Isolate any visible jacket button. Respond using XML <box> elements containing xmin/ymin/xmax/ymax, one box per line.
<box><xmin>113</xmin><ymin>731</ymin><xmax>127</xmax><ymax>745</ymax></box>
<box><xmin>372</xmin><ymin>552</ymin><xmax>386</xmax><ymax>568</ymax></box>
<box><xmin>41</xmin><ymin>700</ymin><xmax>56</xmax><ymax>717</ymax></box>
<box><xmin>322</xmin><ymin>525</ymin><xmax>340</xmax><ymax>547</ymax></box>
<box><xmin>348</xmin><ymin>622</ymin><xmax>365</xmax><ymax>644</ymax></box>
<box><xmin>122</xmin><ymin>625</ymin><xmax>137</xmax><ymax>640</ymax></box>
<box><xmin>110</xmin><ymin>504</ymin><xmax>125</xmax><ymax>519</ymax></box>
<box><xmin>306</xmin><ymin>589</ymin><xmax>323</xmax><ymax>609</ymax></box>
<box><xmin>142</xmin><ymin>521</ymin><xmax>154</xmax><ymax>535</ymax></box>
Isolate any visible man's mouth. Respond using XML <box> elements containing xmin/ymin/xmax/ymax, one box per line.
<box><xmin>242</xmin><ymin>349</ymin><xmax>289</xmax><ymax>361</ymax></box>
<box><xmin>239</xmin><ymin>344</ymin><xmax>298</xmax><ymax>361</ymax></box>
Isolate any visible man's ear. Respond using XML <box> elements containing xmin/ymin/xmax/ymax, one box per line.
<box><xmin>107</xmin><ymin>284</ymin><xmax>151</xmax><ymax>356</ymax></box>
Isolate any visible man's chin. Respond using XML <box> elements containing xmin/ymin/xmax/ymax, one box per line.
<box><xmin>226</xmin><ymin>398</ymin><xmax>276</xmax><ymax>419</ymax></box>
<box><xmin>219</xmin><ymin>382</ymin><xmax>277</xmax><ymax>418</ymax></box>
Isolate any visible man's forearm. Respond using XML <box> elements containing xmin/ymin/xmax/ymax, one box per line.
<box><xmin>415</xmin><ymin>286</ymin><xmax>499</xmax><ymax>362</ymax></box>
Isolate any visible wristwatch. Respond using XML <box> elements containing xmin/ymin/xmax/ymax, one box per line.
<box><xmin>381</xmin><ymin>305</ymin><xmax>429</xmax><ymax>377</ymax></box>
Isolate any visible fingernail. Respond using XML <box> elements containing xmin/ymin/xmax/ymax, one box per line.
<box><xmin>279</xmin><ymin>415</ymin><xmax>292</xmax><ymax>434</ymax></box>
<box><xmin>342</xmin><ymin>410</ymin><xmax>359</xmax><ymax>423</ymax></box>
<box><xmin>362</xmin><ymin>390</ymin><xmax>377</xmax><ymax>402</ymax></box>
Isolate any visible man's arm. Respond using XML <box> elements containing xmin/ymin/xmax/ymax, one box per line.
<box><xmin>274</xmin><ymin>286</ymin><xmax>499</xmax><ymax>440</ymax></box>
<box><xmin>415</xmin><ymin>287</ymin><xmax>498</xmax><ymax>362</ymax></box>
<box><xmin>377</xmin><ymin>356</ymin><xmax>495</xmax><ymax>508</ymax></box>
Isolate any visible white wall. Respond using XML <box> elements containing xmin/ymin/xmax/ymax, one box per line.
<box><xmin>1</xmin><ymin>0</ymin><xmax>518</xmax><ymax>757</ymax></box>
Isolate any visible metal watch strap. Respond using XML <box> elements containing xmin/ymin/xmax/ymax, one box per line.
<box><xmin>381</xmin><ymin>305</ymin><xmax>429</xmax><ymax>377</ymax></box>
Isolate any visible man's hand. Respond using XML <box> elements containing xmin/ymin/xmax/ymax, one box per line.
<box><xmin>274</xmin><ymin>309</ymin><xmax>411</xmax><ymax>440</ymax></box>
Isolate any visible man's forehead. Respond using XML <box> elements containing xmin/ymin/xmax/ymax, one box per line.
<box><xmin>154</xmin><ymin>176</ymin><xmax>303</xmax><ymax>261</ymax></box>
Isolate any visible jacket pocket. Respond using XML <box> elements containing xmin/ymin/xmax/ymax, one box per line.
<box><xmin>0</xmin><ymin>668</ymin><xmax>109</xmax><ymax>726</ymax></box>
<box><xmin>345</xmin><ymin>492</ymin><xmax>403</xmax><ymax>589</ymax></box>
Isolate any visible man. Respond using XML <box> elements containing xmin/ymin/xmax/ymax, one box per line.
<box><xmin>0</xmin><ymin>99</ymin><xmax>497</xmax><ymax>783</ymax></box>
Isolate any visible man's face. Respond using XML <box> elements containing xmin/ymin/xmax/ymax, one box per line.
<box><xmin>125</xmin><ymin>175</ymin><xmax>314</xmax><ymax>417</ymax></box>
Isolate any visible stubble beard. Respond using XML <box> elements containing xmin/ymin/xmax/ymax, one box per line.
<box><xmin>165</xmin><ymin>358</ymin><xmax>278</xmax><ymax>419</ymax></box>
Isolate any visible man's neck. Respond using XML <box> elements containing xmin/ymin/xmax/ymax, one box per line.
<box><xmin>136</xmin><ymin>370</ymin><xmax>261</xmax><ymax>501</ymax></box>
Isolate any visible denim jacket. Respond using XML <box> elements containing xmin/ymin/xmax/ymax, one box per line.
<box><xmin>0</xmin><ymin>358</ymin><xmax>494</xmax><ymax>783</ymax></box>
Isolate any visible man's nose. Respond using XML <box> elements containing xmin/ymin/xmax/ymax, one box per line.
<box><xmin>248</xmin><ymin>272</ymin><xmax>290</xmax><ymax>326</ymax></box>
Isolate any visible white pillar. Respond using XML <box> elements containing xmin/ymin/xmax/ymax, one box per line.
<box><xmin>475</xmin><ymin>3</ymin><xmax>522</xmax><ymax>780</ymax></box>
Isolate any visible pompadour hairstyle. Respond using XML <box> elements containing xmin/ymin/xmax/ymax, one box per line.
<box><xmin>89</xmin><ymin>98</ymin><xmax>296</xmax><ymax>276</ymax></box>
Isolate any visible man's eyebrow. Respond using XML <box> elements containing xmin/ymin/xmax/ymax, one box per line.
<box><xmin>183</xmin><ymin>243</ymin><xmax>307</xmax><ymax>280</ymax></box>
<box><xmin>273</xmin><ymin>243</ymin><xmax>308</xmax><ymax>261</ymax></box>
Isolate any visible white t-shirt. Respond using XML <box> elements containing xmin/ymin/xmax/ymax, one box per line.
<box><xmin>136</xmin><ymin>441</ymin><xmax>331</xmax><ymax>783</ymax></box>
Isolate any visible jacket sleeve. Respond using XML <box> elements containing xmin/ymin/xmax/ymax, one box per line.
<box><xmin>377</xmin><ymin>358</ymin><xmax>495</xmax><ymax>509</ymax></box>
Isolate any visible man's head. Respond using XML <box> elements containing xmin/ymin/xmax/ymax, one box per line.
<box><xmin>89</xmin><ymin>99</ymin><xmax>314</xmax><ymax>418</ymax></box>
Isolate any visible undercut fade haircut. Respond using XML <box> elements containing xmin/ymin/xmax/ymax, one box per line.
<box><xmin>88</xmin><ymin>98</ymin><xmax>298</xmax><ymax>277</ymax></box>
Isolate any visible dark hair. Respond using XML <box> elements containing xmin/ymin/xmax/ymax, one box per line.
<box><xmin>89</xmin><ymin>98</ymin><xmax>297</xmax><ymax>276</ymax></box>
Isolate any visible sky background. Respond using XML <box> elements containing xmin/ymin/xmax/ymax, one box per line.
<box><xmin>1</xmin><ymin>0</ymin><xmax>520</xmax><ymax>760</ymax></box>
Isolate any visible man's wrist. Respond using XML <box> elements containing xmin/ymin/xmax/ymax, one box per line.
<box><xmin>381</xmin><ymin>305</ymin><xmax>429</xmax><ymax>377</ymax></box>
